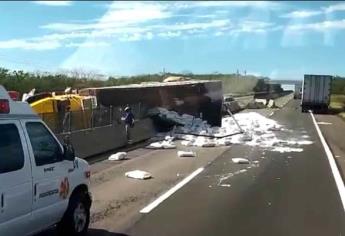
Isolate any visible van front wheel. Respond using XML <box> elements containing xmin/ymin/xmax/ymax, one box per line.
<box><xmin>57</xmin><ymin>191</ymin><xmax>90</xmax><ymax>236</ymax></box>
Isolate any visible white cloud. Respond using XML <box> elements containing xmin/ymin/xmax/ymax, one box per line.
<box><xmin>6</xmin><ymin>1</ymin><xmax>283</xmax><ymax>51</ymax></box>
<box><xmin>42</xmin><ymin>2</ymin><xmax>171</xmax><ymax>32</ymax></box>
<box><xmin>324</xmin><ymin>3</ymin><xmax>345</xmax><ymax>13</ymax></box>
<box><xmin>158</xmin><ymin>31</ymin><xmax>182</xmax><ymax>38</ymax></box>
<box><xmin>65</xmin><ymin>41</ymin><xmax>110</xmax><ymax>48</ymax></box>
<box><xmin>0</xmin><ymin>38</ymin><xmax>61</xmax><ymax>50</ymax></box>
<box><xmin>238</xmin><ymin>21</ymin><xmax>273</xmax><ymax>32</ymax></box>
<box><xmin>287</xmin><ymin>19</ymin><xmax>345</xmax><ymax>32</ymax></box>
<box><xmin>281</xmin><ymin>10</ymin><xmax>323</xmax><ymax>18</ymax></box>
<box><xmin>180</xmin><ymin>1</ymin><xmax>281</xmax><ymax>9</ymax></box>
<box><xmin>34</xmin><ymin>1</ymin><xmax>72</xmax><ymax>6</ymax></box>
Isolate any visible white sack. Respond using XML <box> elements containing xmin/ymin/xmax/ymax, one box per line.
<box><xmin>108</xmin><ymin>152</ymin><xmax>127</xmax><ymax>161</ymax></box>
<box><xmin>125</xmin><ymin>170</ymin><xmax>152</xmax><ymax>180</ymax></box>
<box><xmin>177</xmin><ymin>151</ymin><xmax>196</xmax><ymax>157</ymax></box>
<box><xmin>232</xmin><ymin>158</ymin><xmax>250</xmax><ymax>164</ymax></box>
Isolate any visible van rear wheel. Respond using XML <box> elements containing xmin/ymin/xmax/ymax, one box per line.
<box><xmin>57</xmin><ymin>191</ymin><xmax>90</xmax><ymax>236</ymax></box>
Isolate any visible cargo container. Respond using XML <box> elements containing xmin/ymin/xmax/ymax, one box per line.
<box><xmin>80</xmin><ymin>80</ymin><xmax>223</xmax><ymax>126</ymax></box>
<box><xmin>301</xmin><ymin>74</ymin><xmax>332</xmax><ymax>112</ymax></box>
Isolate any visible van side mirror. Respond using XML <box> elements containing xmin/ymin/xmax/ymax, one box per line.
<box><xmin>63</xmin><ymin>143</ymin><xmax>75</xmax><ymax>161</ymax></box>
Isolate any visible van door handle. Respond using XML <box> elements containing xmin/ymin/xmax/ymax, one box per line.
<box><xmin>1</xmin><ymin>193</ymin><xmax>4</xmax><ymax>209</ymax></box>
<box><xmin>34</xmin><ymin>184</ymin><xmax>37</xmax><ymax>196</ymax></box>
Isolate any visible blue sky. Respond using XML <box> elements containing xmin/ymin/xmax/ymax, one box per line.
<box><xmin>1</xmin><ymin>1</ymin><xmax>345</xmax><ymax>79</ymax></box>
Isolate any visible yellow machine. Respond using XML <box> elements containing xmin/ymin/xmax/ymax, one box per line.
<box><xmin>29</xmin><ymin>94</ymin><xmax>97</xmax><ymax>132</ymax></box>
<box><xmin>30</xmin><ymin>94</ymin><xmax>95</xmax><ymax>114</ymax></box>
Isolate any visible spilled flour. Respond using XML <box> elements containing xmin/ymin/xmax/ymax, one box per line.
<box><xmin>152</xmin><ymin>109</ymin><xmax>314</xmax><ymax>153</ymax></box>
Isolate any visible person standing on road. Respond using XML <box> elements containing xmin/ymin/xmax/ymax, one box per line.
<box><xmin>122</xmin><ymin>106</ymin><xmax>135</xmax><ymax>144</ymax></box>
<box><xmin>62</xmin><ymin>104</ymin><xmax>71</xmax><ymax>133</ymax></box>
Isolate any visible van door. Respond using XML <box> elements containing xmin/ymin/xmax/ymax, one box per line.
<box><xmin>0</xmin><ymin>120</ymin><xmax>33</xmax><ymax>236</ymax></box>
<box><xmin>22</xmin><ymin>120</ymin><xmax>70</xmax><ymax>232</ymax></box>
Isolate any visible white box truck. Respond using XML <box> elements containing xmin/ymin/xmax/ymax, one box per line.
<box><xmin>301</xmin><ymin>74</ymin><xmax>332</xmax><ymax>112</ymax></box>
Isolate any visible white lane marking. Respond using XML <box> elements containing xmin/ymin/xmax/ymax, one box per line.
<box><xmin>269</xmin><ymin>111</ymin><xmax>274</xmax><ymax>117</ymax></box>
<box><xmin>140</xmin><ymin>167</ymin><xmax>204</xmax><ymax>214</ymax></box>
<box><xmin>310</xmin><ymin>111</ymin><xmax>345</xmax><ymax>211</ymax></box>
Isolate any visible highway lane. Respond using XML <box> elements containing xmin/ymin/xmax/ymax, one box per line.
<box><xmin>128</xmin><ymin>100</ymin><xmax>345</xmax><ymax>236</ymax></box>
<box><xmin>315</xmin><ymin>113</ymin><xmax>345</xmax><ymax>181</ymax></box>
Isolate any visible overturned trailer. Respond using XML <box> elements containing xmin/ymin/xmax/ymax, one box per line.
<box><xmin>79</xmin><ymin>80</ymin><xmax>223</xmax><ymax>126</ymax></box>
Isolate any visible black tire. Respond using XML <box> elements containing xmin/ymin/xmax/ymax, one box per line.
<box><xmin>57</xmin><ymin>191</ymin><xmax>90</xmax><ymax>236</ymax></box>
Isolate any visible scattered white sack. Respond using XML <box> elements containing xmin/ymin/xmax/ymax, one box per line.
<box><xmin>268</xmin><ymin>125</ymin><xmax>281</xmax><ymax>131</ymax></box>
<box><xmin>296</xmin><ymin>140</ymin><xmax>313</xmax><ymax>145</ymax></box>
<box><xmin>317</xmin><ymin>122</ymin><xmax>332</xmax><ymax>125</ymax></box>
<box><xmin>232</xmin><ymin>158</ymin><xmax>250</xmax><ymax>164</ymax></box>
<box><xmin>216</xmin><ymin>138</ymin><xmax>232</xmax><ymax>146</ymax></box>
<box><xmin>162</xmin><ymin>141</ymin><xmax>176</xmax><ymax>149</ymax></box>
<box><xmin>194</xmin><ymin>137</ymin><xmax>216</xmax><ymax>147</ymax></box>
<box><xmin>200</xmin><ymin>142</ymin><xmax>216</xmax><ymax>148</ymax></box>
<box><xmin>271</xmin><ymin>147</ymin><xmax>303</xmax><ymax>153</ymax></box>
<box><xmin>181</xmin><ymin>140</ymin><xmax>193</xmax><ymax>146</ymax></box>
<box><xmin>147</xmin><ymin>141</ymin><xmax>176</xmax><ymax>149</ymax></box>
<box><xmin>177</xmin><ymin>151</ymin><xmax>196</xmax><ymax>157</ymax></box>
<box><xmin>165</xmin><ymin>135</ymin><xmax>175</xmax><ymax>142</ymax></box>
<box><xmin>125</xmin><ymin>170</ymin><xmax>152</xmax><ymax>180</ymax></box>
<box><xmin>108</xmin><ymin>152</ymin><xmax>127</xmax><ymax>161</ymax></box>
<box><xmin>147</xmin><ymin>142</ymin><xmax>163</xmax><ymax>149</ymax></box>
<box><xmin>240</xmin><ymin>133</ymin><xmax>253</xmax><ymax>142</ymax></box>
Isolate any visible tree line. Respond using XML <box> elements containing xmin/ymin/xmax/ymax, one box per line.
<box><xmin>0</xmin><ymin>67</ymin><xmax>269</xmax><ymax>94</ymax></box>
<box><xmin>1</xmin><ymin>67</ymin><xmax>344</xmax><ymax>95</ymax></box>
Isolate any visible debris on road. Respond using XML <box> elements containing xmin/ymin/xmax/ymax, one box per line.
<box><xmin>220</xmin><ymin>184</ymin><xmax>231</xmax><ymax>188</ymax></box>
<box><xmin>108</xmin><ymin>152</ymin><xmax>128</xmax><ymax>161</ymax></box>
<box><xmin>152</xmin><ymin>110</ymin><xmax>314</xmax><ymax>153</ymax></box>
<box><xmin>194</xmin><ymin>137</ymin><xmax>216</xmax><ymax>147</ymax></box>
<box><xmin>215</xmin><ymin>138</ymin><xmax>232</xmax><ymax>146</ymax></box>
<box><xmin>177</xmin><ymin>151</ymin><xmax>196</xmax><ymax>157</ymax></box>
<box><xmin>147</xmin><ymin>140</ymin><xmax>176</xmax><ymax>149</ymax></box>
<box><xmin>232</xmin><ymin>158</ymin><xmax>250</xmax><ymax>164</ymax></box>
<box><xmin>317</xmin><ymin>122</ymin><xmax>333</xmax><ymax>125</ymax></box>
<box><xmin>125</xmin><ymin>170</ymin><xmax>152</xmax><ymax>180</ymax></box>
<box><xmin>271</xmin><ymin>147</ymin><xmax>303</xmax><ymax>153</ymax></box>
<box><xmin>181</xmin><ymin>140</ymin><xmax>193</xmax><ymax>146</ymax></box>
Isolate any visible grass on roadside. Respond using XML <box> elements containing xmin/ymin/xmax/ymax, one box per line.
<box><xmin>330</xmin><ymin>94</ymin><xmax>345</xmax><ymax>111</ymax></box>
<box><xmin>330</xmin><ymin>95</ymin><xmax>345</xmax><ymax>122</ymax></box>
<box><xmin>339</xmin><ymin>112</ymin><xmax>345</xmax><ymax>121</ymax></box>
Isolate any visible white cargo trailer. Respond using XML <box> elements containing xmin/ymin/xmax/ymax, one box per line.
<box><xmin>301</xmin><ymin>74</ymin><xmax>332</xmax><ymax>112</ymax></box>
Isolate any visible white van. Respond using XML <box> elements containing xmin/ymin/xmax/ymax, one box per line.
<box><xmin>0</xmin><ymin>86</ymin><xmax>92</xmax><ymax>236</ymax></box>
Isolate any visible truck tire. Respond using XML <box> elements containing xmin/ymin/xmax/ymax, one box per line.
<box><xmin>57</xmin><ymin>191</ymin><xmax>90</xmax><ymax>236</ymax></box>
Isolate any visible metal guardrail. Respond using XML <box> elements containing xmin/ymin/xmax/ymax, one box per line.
<box><xmin>40</xmin><ymin>102</ymin><xmax>150</xmax><ymax>135</ymax></box>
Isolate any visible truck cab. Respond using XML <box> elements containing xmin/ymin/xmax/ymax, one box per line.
<box><xmin>0</xmin><ymin>86</ymin><xmax>92</xmax><ymax>236</ymax></box>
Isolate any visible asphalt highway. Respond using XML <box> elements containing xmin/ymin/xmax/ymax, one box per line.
<box><xmin>128</xmin><ymin>100</ymin><xmax>345</xmax><ymax>236</ymax></box>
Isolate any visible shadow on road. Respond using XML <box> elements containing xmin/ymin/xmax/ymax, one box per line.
<box><xmin>36</xmin><ymin>227</ymin><xmax>129</xmax><ymax>236</ymax></box>
<box><xmin>88</xmin><ymin>228</ymin><xmax>130</xmax><ymax>236</ymax></box>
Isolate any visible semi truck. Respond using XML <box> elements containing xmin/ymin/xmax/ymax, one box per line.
<box><xmin>301</xmin><ymin>74</ymin><xmax>332</xmax><ymax>112</ymax></box>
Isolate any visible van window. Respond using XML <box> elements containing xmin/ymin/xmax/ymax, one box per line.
<box><xmin>0</xmin><ymin>124</ymin><xmax>24</xmax><ymax>173</ymax></box>
<box><xmin>26</xmin><ymin>122</ymin><xmax>62</xmax><ymax>166</ymax></box>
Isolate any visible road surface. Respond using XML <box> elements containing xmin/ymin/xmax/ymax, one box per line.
<box><xmin>38</xmin><ymin>100</ymin><xmax>345</xmax><ymax>236</ymax></box>
<box><xmin>127</xmin><ymin>100</ymin><xmax>345</xmax><ymax>236</ymax></box>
